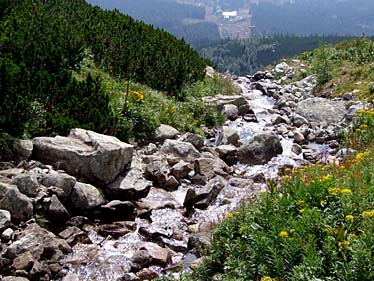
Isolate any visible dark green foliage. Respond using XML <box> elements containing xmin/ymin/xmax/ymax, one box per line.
<box><xmin>199</xmin><ymin>35</ymin><xmax>355</xmax><ymax>75</ymax></box>
<box><xmin>0</xmin><ymin>0</ymin><xmax>207</xmax><ymax>138</ymax></box>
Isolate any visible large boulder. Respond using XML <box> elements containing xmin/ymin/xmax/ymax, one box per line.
<box><xmin>0</xmin><ymin>182</ymin><xmax>33</xmax><ymax>223</ymax></box>
<box><xmin>296</xmin><ymin>97</ymin><xmax>346</xmax><ymax>124</ymax></box>
<box><xmin>68</xmin><ymin>182</ymin><xmax>105</xmax><ymax>211</ymax></box>
<box><xmin>161</xmin><ymin>139</ymin><xmax>200</xmax><ymax>161</ymax></box>
<box><xmin>0</xmin><ymin>209</ymin><xmax>11</xmax><ymax>231</ymax></box>
<box><xmin>11</xmin><ymin>173</ymin><xmax>40</xmax><ymax>197</ymax></box>
<box><xmin>41</xmin><ymin>170</ymin><xmax>76</xmax><ymax>202</ymax></box>
<box><xmin>203</xmin><ymin>95</ymin><xmax>248</xmax><ymax>110</ymax></box>
<box><xmin>5</xmin><ymin>223</ymin><xmax>71</xmax><ymax>260</ymax></box>
<box><xmin>32</xmin><ymin>128</ymin><xmax>133</xmax><ymax>185</ymax></box>
<box><xmin>238</xmin><ymin>132</ymin><xmax>283</xmax><ymax>165</ymax></box>
<box><xmin>153</xmin><ymin>124</ymin><xmax>180</xmax><ymax>142</ymax></box>
<box><xmin>194</xmin><ymin>158</ymin><xmax>230</xmax><ymax>180</ymax></box>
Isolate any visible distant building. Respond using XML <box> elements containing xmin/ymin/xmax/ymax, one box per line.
<box><xmin>222</xmin><ymin>11</ymin><xmax>238</xmax><ymax>19</ymax></box>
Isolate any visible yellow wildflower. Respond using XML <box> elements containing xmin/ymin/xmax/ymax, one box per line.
<box><xmin>338</xmin><ymin>240</ymin><xmax>350</xmax><ymax>250</ymax></box>
<box><xmin>279</xmin><ymin>231</ymin><xmax>289</xmax><ymax>238</ymax></box>
<box><xmin>328</xmin><ymin>187</ymin><xmax>341</xmax><ymax>195</ymax></box>
<box><xmin>224</xmin><ymin>213</ymin><xmax>233</xmax><ymax>220</ymax></box>
<box><xmin>362</xmin><ymin>210</ymin><xmax>374</xmax><ymax>218</ymax></box>
<box><xmin>356</xmin><ymin>128</ymin><xmax>362</xmax><ymax>133</ymax></box>
<box><xmin>132</xmin><ymin>90</ymin><xmax>145</xmax><ymax>102</ymax></box>
<box><xmin>234</xmin><ymin>211</ymin><xmax>241</xmax><ymax>216</ymax></box>
<box><xmin>360</xmin><ymin>124</ymin><xmax>368</xmax><ymax>130</ymax></box>
<box><xmin>348</xmin><ymin>233</ymin><xmax>358</xmax><ymax>240</ymax></box>
<box><xmin>341</xmin><ymin>189</ymin><xmax>353</xmax><ymax>195</ymax></box>
<box><xmin>320</xmin><ymin>199</ymin><xmax>327</xmax><ymax>206</ymax></box>
<box><xmin>322</xmin><ymin>175</ymin><xmax>333</xmax><ymax>181</ymax></box>
<box><xmin>261</xmin><ymin>277</ymin><xmax>273</xmax><ymax>281</ymax></box>
<box><xmin>345</xmin><ymin>215</ymin><xmax>354</xmax><ymax>221</ymax></box>
<box><xmin>296</xmin><ymin>200</ymin><xmax>306</xmax><ymax>207</ymax></box>
<box><xmin>299</xmin><ymin>209</ymin><xmax>305</xmax><ymax>214</ymax></box>
<box><xmin>239</xmin><ymin>226</ymin><xmax>245</xmax><ymax>234</ymax></box>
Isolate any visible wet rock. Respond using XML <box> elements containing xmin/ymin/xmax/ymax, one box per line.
<box><xmin>164</xmin><ymin>175</ymin><xmax>179</xmax><ymax>190</ymax></box>
<box><xmin>194</xmin><ymin>176</ymin><xmax>226</xmax><ymax>209</ymax></box>
<box><xmin>153</xmin><ymin>124</ymin><xmax>180</xmax><ymax>142</ymax></box>
<box><xmin>5</xmin><ymin>223</ymin><xmax>71</xmax><ymax>260</ymax></box>
<box><xmin>160</xmin><ymin>237</ymin><xmax>188</xmax><ymax>253</ymax></box>
<box><xmin>190</xmin><ymin>174</ymin><xmax>208</xmax><ymax>185</ymax></box>
<box><xmin>0</xmin><ymin>182</ymin><xmax>33</xmax><ymax>223</ymax></box>
<box><xmin>138</xmin><ymin>188</ymin><xmax>180</xmax><ymax>213</ymax></box>
<box><xmin>68</xmin><ymin>182</ymin><xmax>105</xmax><ymax>211</ymax></box>
<box><xmin>140</xmin><ymin>242</ymin><xmax>173</xmax><ymax>267</ymax></box>
<box><xmin>238</xmin><ymin>132</ymin><xmax>283</xmax><ymax>165</ymax></box>
<box><xmin>32</xmin><ymin>128</ymin><xmax>133</xmax><ymax>185</ymax></box>
<box><xmin>272</xmin><ymin>114</ymin><xmax>290</xmax><ymax>125</ymax></box>
<box><xmin>12</xmin><ymin>251</ymin><xmax>34</xmax><ymax>271</ymax></box>
<box><xmin>130</xmin><ymin>250</ymin><xmax>153</xmax><ymax>271</ymax></box>
<box><xmin>66</xmin><ymin>216</ymin><xmax>88</xmax><ymax>228</ymax></box>
<box><xmin>215</xmin><ymin>145</ymin><xmax>238</xmax><ymax>166</ymax></box>
<box><xmin>136</xmin><ymin>268</ymin><xmax>158</xmax><ymax>280</ymax></box>
<box><xmin>292</xmin><ymin>144</ymin><xmax>303</xmax><ymax>155</ymax></box>
<box><xmin>96</xmin><ymin>222</ymin><xmax>133</xmax><ymax>239</ymax></box>
<box><xmin>40</xmin><ymin>170</ymin><xmax>76</xmax><ymax>202</ymax></box>
<box><xmin>2</xmin><ymin>277</ymin><xmax>30</xmax><ymax>281</ymax></box>
<box><xmin>293</xmin><ymin>131</ymin><xmax>306</xmax><ymax>144</ymax></box>
<box><xmin>29</xmin><ymin>260</ymin><xmax>51</xmax><ymax>280</ymax></box>
<box><xmin>188</xmin><ymin>232</ymin><xmax>212</xmax><ymax>256</ymax></box>
<box><xmin>100</xmin><ymin>200</ymin><xmax>135</xmax><ymax>221</ymax></box>
<box><xmin>105</xmin><ymin>169</ymin><xmax>152</xmax><ymax>201</ymax></box>
<box><xmin>161</xmin><ymin>140</ymin><xmax>200</xmax><ymax>161</ymax></box>
<box><xmin>171</xmin><ymin>161</ymin><xmax>193</xmax><ymax>180</ymax></box>
<box><xmin>296</xmin><ymin>97</ymin><xmax>346</xmax><ymax>124</ymax></box>
<box><xmin>144</xmin><ymin>159</ymin><xmax>171</xmax><ymax>186</ymax></box>
<box><xmin>178</xmin><ymin>133</ymin><xmax>204</xmax><ymax>150</ymax></box>
<box><xmin>292</xmin><ymin>113</ymin><xmax>309</xmax><ymax>127</ymax></box>
<box><xmin>0</xmin><ymin>209</ymin><xmax>11</xmax><ymax>231</ymax></box>
<box><xmin>194</xmin><ymin>158</ymin><xmax>229</xmax><ymax>181</ymax></box>
<box><xmin>139</xmin><ymin>223</ymin><xmax>170</xmax><ymax>240</ymax></box>
<box><xmin>221</xmin><ymin>127</ymin><xmax>240</xmax><ymax>146</ymax></box>
<box><xmin>203</xmin><ymin>95</ymin><xmax>248</xmax><ymax>110</ymax></box>
<box><xmin>222</xmin><ymin>104</ymin><xmax>238</xmax><ymax>121</ymax></box>
<box><xmin>58</xmin><ymin>226</ymin><xmax>90</xmax><ymax>245</ymax></box>
<box><xmin>47</xmin><ymin>195</ymin><xmax>70</xmax><ymax>223</ymax></box>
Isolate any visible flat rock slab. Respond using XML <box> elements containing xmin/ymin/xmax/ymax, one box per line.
<box><xmin>296</xmin><ymin>97</ymin><xmax>346</xmax><ymax>124</ymax></box>
<box><xmin>33</xmin><ymin>128</ymin><xmax>133</xmax><ymax>185</ymax></box>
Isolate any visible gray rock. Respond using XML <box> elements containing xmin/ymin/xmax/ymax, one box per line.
<box><xmin>238</xmin><ymin>132</ymin><xmax>283</xmax><ymax>165</ymax></box>
<box><xmin>292</xmin><ymin>113</ymin><xmax>309</xmax><ymax>127</ymax></box>
<box><xmin>105</xmin><ymin>169</ymin><xmax>152</xmax><ymax>201</ymax></box>
<box><xmin>47</xmin><ymin>195</ymin><xmax>70</xmax><ymax>223</ymax></box>
<box><xmin>222</xmin><ymin>104</ymin><xmax>238</xmax><ymax>121</ymax></box>
<box><xmin>204</xmin><ymin>95</ymin><xmax>248</xmax><ymax>111</ymax></box>
<box><xmin>41</xmin><ymin>170</ymin><xmax>76</xmax><ymax>202</ymax></box>
<box><xmin>5</xmin><ymin>223</ymin><xmax>71</xmax><ymax>260</ymax></box>
<box><xmin>12</xmin><ymin>251</ymin><xmax>34</xmax><ymax>271</ymax></box>
<box><xmin>194</xmin><ymin>158</ymin><xmax>229</xmax><ymax>181</ymax></box>
<box><xmin>131</xmin><ymin>249</ymin><xmax>153</xmax><ymax>270</ymax></box>
<box><xmin>58</xmin><ymin>226</ymin><xmax>90</xmax><ymax>245</ymax></box>
<box><xmin>272</xmin><ymin>114</ymin><xmax>290</xmax><ymax>125</ymax></box>
<box><xmin>296</xmin><ymin>97</ymin><xmax>346</xmax><ymax>124</ymax></box>
<box><xmin>2</xmin><ymin>227</ymin><xmax>14</xmax><ymax>241</ymax></box>
<box><xmin>2</xmin><ymin>277</ymin><xmax>30</xmax><ymax>281</ymax></box>
<box><xmin>171</xmin><ymin>161</ymin><xmax>193</xmax><ymax>179</ymax></box>
<box><xmin>33</xmin><ymin>128</ymin><xmax>133</xmax><ymax>185</ymax></box>
<box><xmin>291</xmin><ymin>144</ymin><xmax>303</xmax><ymax>155</ymax></box>
<box><xmin>139</xmin><ymin>242</ymin><xmax>173</xmax><ymax>267</ymax></box>
<box><xmin>178</xmin><ymin>133</ymin><xmax>204</xmax><ymax>150</ymax></box>
<box><xmin>153</xmin><ymin>124</ymin><xmax>180</xmax><ymax>142</ymax></box>
<box><xmin>69</xmin><ymin>182</ymin><xmax>105</xmax><ymax>211</ymax></box>
<box><xmin>0</xmin><ymin>209</ymin><xmax>11</xmax><ymax>231</ymax></box>
<box><xmin>12</xmin><ymin>173</ymin><xmax>40</xmax><ymax>197</ymax></box>
<box><xmin>161</xmin><ymin>139</ymin><xmax>200</xmax><ymax>161</ymax></box>
<box><xmin>14</xmin><ymin>139</ymin><xmax>33</xmax><ymax>162</ymax></box>
<box><xmin>100</xmin><ymin>200</ymin><xmax>135</xmax><ymax>221</ymax></box>
<box><xmin>293</xmin><ymin>131</ymin><xmax>306</xmax><ymax>144</ymax></box>
<box><xmin>215</xmin><ymin>145</ymin><xmax>238</xmax><ymax>166</ymax></box>
<box><xmin>221</xmin><ymin>127</ymin><xmax>240</xmax><ymax>146</ymax></box>
<box><xmin>0</xmin><ymin>182</ymin><xmax>33</xmax><ymax>223</ymax></box>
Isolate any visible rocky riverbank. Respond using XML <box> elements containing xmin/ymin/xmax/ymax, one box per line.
<box><xmin>0</xmin><ymin>61</ymin><xmax>365</xmax><ymax>281</ymax></box>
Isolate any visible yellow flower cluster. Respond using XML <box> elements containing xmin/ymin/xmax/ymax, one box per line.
<box><xmin>355</xmin><ymin>151</ymin><xmax>370</xmax><ymax>162</ymax></box>
<box><xmin>132</xmin><ymin>90</ymin><xmax>144</xmax><ymax>102</ymax></box>
<box><xmin>357</xmin><ymin>109</ymin><xmax>374</xmax><ymax>116</ymax></box>
<box><xmin>328</xmin><ymin>187</ymin><xmax>352</xmax><ymax>196</ymax></box>
<box><xmin>362</xmin><ymin>210</ymin><xmax>374</xmax><ymax>218</ymax></box>
<box><xmin>345</xmin><ymin>215</ymin><xmax>354</xmax><ymax>221</ymax></box>
<box><xmin>338</xmin><ymin>240</ymin><xmax>350</xmax><ymax>250</ymax></box>
<box><xmin>261</xmin><ymin>277</ymin><xmax>274</xmax><ymax>281</ymax></box>
<box><xmin>322</xmin><ymin>174</ymin><xmax>333</xmax><ymax>181</ymax></box>
<box><xmin>279</xmin><ymin>231</ymin><xmax>289</xmax><ymax>238</ymax></box>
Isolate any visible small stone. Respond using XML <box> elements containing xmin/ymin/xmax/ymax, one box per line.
<box><xmin>291</xmin><ymin>144</ymin><xmax>303</xmax><ymax>155</ymax></box>
<box><xmin>0</xmin><ymin>209</ymin><xmax>11</xmax><ymax>231</ymax></box>
<box><xmin>2</xmin><ymin>227</ymin><xmax>14</xmax><ymax>241</ymax></box>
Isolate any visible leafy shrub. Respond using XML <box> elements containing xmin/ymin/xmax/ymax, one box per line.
<box><xmin>0</xmin><ymin>132</ymin><xmax>18</xmax><ymax>161</ymax></box>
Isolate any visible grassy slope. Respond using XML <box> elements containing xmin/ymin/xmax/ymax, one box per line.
<box><xmin>191</xmin><ymin>39</ymin><xmax>374</xmax><ymax>281</ymax></box>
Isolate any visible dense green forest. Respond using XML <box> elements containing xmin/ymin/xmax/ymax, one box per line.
<box><xmin>0</xmin><ymin>0</ymin><xmax>207</xmax><ymax>139</ymax></box>
<box><xmin>87</xmin><ymin>0</ymin><xmax>221</xmax><ymax>48</ymax></box>
<box><xmin>251</xmin><ymin>0</ymin><xmax>374</xmax><ymax>36</ymax></box>
<box><xmin>199</xmin><ymin>35</ymin><xmax>356</xmax><ymax>75</ymax></box>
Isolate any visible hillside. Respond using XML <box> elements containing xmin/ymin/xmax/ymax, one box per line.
<box><xmin>0</xmin><ymin>0</ymin><xmax>211</xmax><ymax>140</ymax></box>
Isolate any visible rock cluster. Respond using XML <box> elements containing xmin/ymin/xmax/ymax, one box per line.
<box><xmin>0</xmin><ymin>61</ymin><xmax>364</xmax><ymax>281</ymax></box>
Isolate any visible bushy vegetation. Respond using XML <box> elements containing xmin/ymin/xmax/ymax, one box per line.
<box><xmin>298</xmin><ymin>37</ymin><xmax>374</xmax><ymax>98</ymax></box>
<box><xmin>199</xmin><ymin>35</ymin><xmax>354</xmax><ymax>75</ymax></box>
<box><xmin>193</xmin><ymin>109</ymin><xmax>374</xmax><ymax>281</ymax></box>
<box><xmin>0</xmin><ymin>0</ymin><xmax>221</xmax><ymax>140</ymax></box>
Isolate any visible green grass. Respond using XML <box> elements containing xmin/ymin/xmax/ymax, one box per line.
<box><xmin>192</xmin><ymin>109</ymin><xmax>374</xmax><ymax>280</ymax></box>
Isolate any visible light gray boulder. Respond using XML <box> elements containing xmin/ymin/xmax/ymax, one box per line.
<box><xmin>12</xmin><ymin>173</ymin><xmax>40</xmax><ymax>197</ymax></box>
<box><xmin>153</xmin><ymin>124</ymin><xmax>180</xmax><ymax>142</ymax></box>
<box><xmin>68</xmin><ymin>182</ymin><xmax>105</xmax><ymax>211</ymax></box>
<box><xmin>41</xmin><ymin>170</ymin><xmax>76</xmax><ymax>202</ymax></box>
<box><xmin>0</xmin><ymin>182</ymin><xmax>33</xmax><ymax>223</ymax></box>
<box><xmin>221</xmin><ymin>127</ymin><xmax>240</xmax><ymax>146</ymax></box>
<box><xmin>33</xmin><ymin>128</ymin><xmax>133</xmax><ymax>185</ymax></box>
<box><xmin>0</xmin><ymin>209</ymin><xmax>11</xmax><ymax>231</ymax></box>
<box><xmin>161</xmin><ymin>140</ymin><xmax>200</xmax><ymax>161</ymax></box>
<box><xmin>222</xmin><ymin>104</ymin><xmax>239</xmax><ymax>121</ymax></box>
